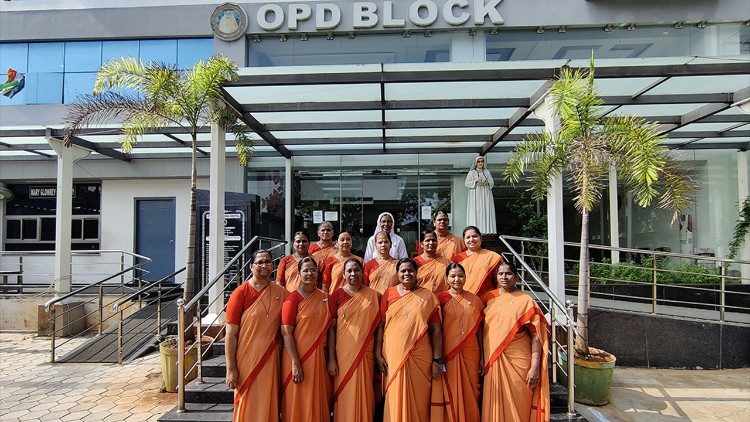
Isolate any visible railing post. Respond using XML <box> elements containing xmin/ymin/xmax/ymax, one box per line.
<box><xmin>138</xmin><ymin>276</ymin><xmax>143</xmax><ymax>309</ymax></box>
<box><xmin>177</xmin><ymin>299</ymin><xmax>186</xmax><ymax>412</ymax></box>
<box><xmin>18</xmin><ymin>255</ymin><xmax>24</xmax><ymax>293</ymax></box>
<box><xmin>50</xmin><ymin>306</ymin><xmax>56</xmax><ymax>364</ymax></box>
<box><xmin>720</xmin><ymin>264</ymin><xmax>726</xmax><ymax>322</ymax></box>
<box><xmin>196</xmin><ymin>302</ymin><xmax>203</xmax><ymax>384</ymax></box>
<box><xmin>550</xmin><ymin>303</ymin><xmax>557</xmax><ymax>384</ymax></box>
<box><xmin>651</xmin><ymin>254</ymin><xmax>658</xmax><ymax>314</ymax></box>
<box><xmin>117</xmin><ymin>309</ymin><xmax>124</xmax><ymax>364</ymax></box>
<box><xmin>156</xmin><ymin>287</ymin><xmax>162</xmax><ymax>338</ymax></box>
<box><xmin>566</xmin><ymin>301</ymin><xmax>575</xmax><ymax>416</ymax></box>
<box><xmin>120</xmin><ymin>254</ymin><xmax>125</xmax><ymax>294</ymax></box>
<box><xmin>98</xmin><ymin>285</ymin><xmax>104</xmax><ymax>335</ymax></box>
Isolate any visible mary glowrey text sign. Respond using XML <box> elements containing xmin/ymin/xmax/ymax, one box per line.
<box><xmin>214</xmin><ymin>0</ymin><xmax>504</xmax><ymax>36</ymax></box>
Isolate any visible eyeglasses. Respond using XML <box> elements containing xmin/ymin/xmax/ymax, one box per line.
<box><xmin>253</xmin><ymin>260</ymin><xmax>273</xmax><ymax>266</ymax></box>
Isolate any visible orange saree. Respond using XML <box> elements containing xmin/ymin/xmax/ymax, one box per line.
<box><xmin>276</xmin><ymin>255</ymin><xmax>303</xmax><ymax>293</ymax></box>
<box><xmin>451</xmin><ymin>250</ymin><xmax>503</xmax><ymax>296</ymax></box>
<box><xmin>226</xmin><ymin>282</ymin><xmax>288</xmax><ymax>422</ymax></box>
<box><xmin>310</xmin><ymin>243</ymin><xmax>336</xmax><ymax>271</ymax></box>
<box><xmin>481</xmin><ymin>290</ymin><xmax>550</xmax><ymax>422</ymax></box>
<box><xmin>437</xmin><ymin>232</ymin><xmax>466</xmax><ymax>260</ymax></box>
<box><xmin>323</xmin><ymin>255</ymin><xmax>363</xmax><ymax>293</ymax></box>
<box><xmin>364</xmin><ymin>258</ymin><xmax>398</xmax><ymax>294</ymax></box>
<box><xmin>281</xmin><ymin>290</ymin><xmax>333</xmax><ymax>422</ymax></box>
<box><xmin>381</xmin><ymin>287</ymin><xmax>440</xmax><ymax>422</ymax></box>
<box><xmin>331</xmin><ymin>287</ymin><xmax>382</xmax><ymax>422</ymax></box>
<box><xmin>434</xmin><ymin>290</ymin><xmax>483</xmax><ymax>422</ymax></box>
<box><xmin>415</xmin><ymin>255</ymin><xmax>452</xmax><ymax>292</ymax></box>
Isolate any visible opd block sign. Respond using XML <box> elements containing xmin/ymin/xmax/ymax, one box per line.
<box><xmin>224</xmin><ymin>0</ymin><xmax>504</xmax><ymax>33</ymax></box>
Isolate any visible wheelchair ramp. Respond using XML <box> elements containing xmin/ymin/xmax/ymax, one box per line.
<box><xmin>58</xmin><ymin>296</ymin><xmax>179</xmax><ymax>363</ymax></box>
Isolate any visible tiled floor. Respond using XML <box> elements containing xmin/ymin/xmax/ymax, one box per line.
<box><xmin>0</xmin><ymin>333</ymin><xmax>175</xmax><ymax>421</ymax></box>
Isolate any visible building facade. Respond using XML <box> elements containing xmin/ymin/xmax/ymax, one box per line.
<box><xmin>1</xmin><ymin>0</ymin><xmax>748</xmax><ymax>284</ymax></box>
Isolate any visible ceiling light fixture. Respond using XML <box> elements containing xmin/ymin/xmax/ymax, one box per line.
<box><xmin>347</xmin><ymin>31</ymin><xmax>356</xmax><ymax>39</ymax></box>
<box><xmin>603</xmin><ymin>24</ymin><xmax>613</xmax><ymax>32</ymax></box>
<box><xmin>325</xmin><ymin>32</ymin><xmax>334</xmax><ymax>40</ymax></box>
<box><xmin>536</xmin><ymin>26</ymin><xmax>544</xmax><ymax>34</ymax></box>
<box><xmin>424</xmin><ymin>30</ymin><xmax>432</xmax><ymax>37</ymax></box>
<box><xmin>490</xmin><ymin>27</ymin><xmax>498</xmax><ymax>35</ymax></box>
<box><xmin>251</xmin><ymin>34</ymin><xmax>261</xmax><ymax>43</ymax></box>
<box><xmin>403</xmin><ymin>30</ymin><xmax>411</xmax><ymax>38</ymax></box>
<box><xmin>673</xmin><ymin>21</ymin><xmax>684</xmax><ymax>29</ymax></box>
<box><xmin>468</xmin><ymin>28</ymin><xmax>477</xmax><ymax>36</ymax></box>
<box><xmin>558</xmin><ymin>25</ymin><xmax>566</xmax><ymax>33</ymax></box>
<box><xmin>697</xmin><ymin>21</ymin><xmax>707</xmax><ymax>28</ymax></box>
<box><xmin>300</xmin><ymin>32</ymin><xmax>308</xmax><ymax>41</ymax></box>
<box><xmin>279</xmin><ymin>34</ymin><xmax>288</xmax><ymax>42</ymax></box>
<box><xmin>626</xmin><ymin>23</ymin><xmax>636</xmax><ymax>31</ymax></box>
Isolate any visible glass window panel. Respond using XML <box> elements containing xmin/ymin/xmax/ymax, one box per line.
<box><xmin>139</xmin><ymin>39</ymin><xmax>177</xmax><ymax>65</ymax></box>
<box><xmin>102</xmin><ymin>40</ymin><xmax>140</xmax><ymax>63</ymax></box>
<box><xmin>0</xmin><ymin>43</ymin><xmax>29</xmax><ymax>72</ymax></box>
<box><xmin>177</xmin><ymin>38</ymin><xmax>213</xmax><ymax>69</ymax></box>
<box><xmin>22</xmin><ymin>219</ymin><xmax>37</xmax><ymax>240</ymax></box>
<box><xmin>71</xmin><ymin>219</ymin><xmax>83</xmax><ymax>239</ymax></box>
<box><xmin>63</xmin><ymin>72</ymin><xmax>97</xmax><ymax>103</ymax></box>
<box><xmin>6</xmin><ymin>220</ymin><xmax>21</xmax><ymax>240</ymax></box>
<box><xmin>40</xmin><ymin>218</ymin><xmax>56</xmax><ymax>241</ymax></box>
<box><xmin>28</xmin><ymin>42</ymin><xmax>64</xmax><ymax>72</ymax></box>
<box><xmin>83</xmin><ymin>219</ymin><xmax>99</xmax><ymax>240</ymax></box>
<box><xmin>24</xmin><ymin>72</ymin><xmax>63</xmax><ymax>104</ymax></box>
<box><xmin>64</xmin><ymin>41</ymin><xmax>102</xmax><ymax>72</ymax></box>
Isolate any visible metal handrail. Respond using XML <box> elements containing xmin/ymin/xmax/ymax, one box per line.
<box><xmin>0</xmin><ymin>249</ymin><xmax>152</xmax><ymax>261</ymax></box>
<box><xmin>183</xmin><ymin>236</ymin><xmax>288</xmax><ymax>312</ymax></box>
<box><xmin>176</xmin><ymin>235</ymin><xmax>287</xmax><ymax>412</ymax></box>
<box><xmin>112</xmin><ymin>267</ymin><xmax>186</xmax><ymax>311</ymax></box>
<box><xmin>43</xmin><ymin>265</ymin><xmax>137</xmax><ymax>310</ymax></box>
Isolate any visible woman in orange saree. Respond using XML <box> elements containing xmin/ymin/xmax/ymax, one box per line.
<box><xmin>434</xmin><ymin>263</ymin><xmax>483</xmax><ymax>422</ymax></box>
<box><xmin>276</xmin><ymin>231</ymin><xmax>311</xmax><ymax>292</ymax></box>
<box><xmin>433</xmin><ymin>210</ymin><xmax>466</xmax><ymax>259</ymax></box>
<box><xmin>328</xmin><ymin>258</ymin><xmax>382</xmax><ymax>422</ymax></box>
<box><xmin>363</xmin><ymin>231</ymin><xmax>399</xmax><ymax>294</ymax></box>
<box><xmin>375</xmin><ymin>258</ymin><xmax>444</xmax><ymax>422</ymax></box>
<box><xmin>225</xmin><ymin>250</ymin><xmax>289</xmax><ymax>422</ymax></box>
<box><xmin>322</xmin><ymin>230</ymin><xmax>363</xmax><ymax>293</ymax></box>
<box><xmin>281</xmin><ymin>256</ymin><xmax>332</xmax><ymax>422</ymax></box>
<box><xmin>309</xmin><ymin>221</ymin><xmax>336</xmax><ymax>276</ymax></box>
<box><xmin>415</xmin><ymin>230</ymin><xmax>452</xmax><ymax>293</ymax></box>
<box><xmin>451</xmin><ymin>226</ymin><xmax>503</xmax><ymax>297</ymax></box>
<box><xmin>481</xmin><ymin>261</ymin><xmax>550</xmax><ymax>422</ymax></box>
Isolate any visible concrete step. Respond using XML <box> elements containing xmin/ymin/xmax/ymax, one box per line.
<box><xmin>202</xmin><ymin>355</ymin><xmax>226</xmax><ymax>378</ymax></box>
<box><xmin>185</xmin><ymin>377</ymin><xmax>233</xmax><ymax>404</ymax></box>
<box><xmin>158</xmin><ymin>404</ymin><xmax>233</xmax><ymax>422</ymax></box>
<box><xmin>550</xmin><ymin>413</ymin><xmax>588</xmax><ymax>422</ymax></box>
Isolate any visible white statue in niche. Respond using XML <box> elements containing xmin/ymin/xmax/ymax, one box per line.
<box><xmin>465</xmin><ymin>155</ymin><xmax>497</xmax><ymax>234</ymax></box>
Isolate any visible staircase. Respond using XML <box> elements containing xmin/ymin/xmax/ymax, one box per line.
<box><xmin>158</xmin><ymin>341</ymin><xmax>586</xmax><ymax>422</ymax></box>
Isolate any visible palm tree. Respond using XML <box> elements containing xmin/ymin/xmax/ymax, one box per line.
<box><xmin>63</xmin><ymin>55</ymin><xmax>253</xmax><ymax>328</ymax></box>
<box><xmin>503</xmin><ymin>55</ymin><xmax>694</xmax><ymax>356</ymax></box>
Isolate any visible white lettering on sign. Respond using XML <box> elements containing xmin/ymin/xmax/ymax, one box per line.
<box><xmin>353</xmin><ymin>2</ymin><xmax>379</xmax><ymax>29</ymax></box>
<box><xmin>289</xmin><ymin>3</ymin><xmax>312</xmax><ymax>30</ymax></box>
<box><xmin>409</xmin><ymin>1</ymin><xmax>439</xmax><ymax>27</ymax></box>
<box><xmin>244</xmin><ymin>1</ymin><xmax>504</xmax><ymax>32</ymax></box>
<box><xmin>474</xmin><ymin>0</ymin><xmax>504</xmax><ymax>25</ymax></box>
<box><xmin>443</xmin><ymin>0</ymin><xmax>470</xmax><ymax>26</ymax></box>
<box><xmin>29</xmin><ymin>187</ymin><xmax>57</xmax><ymax>198</ymax></box>
<box><xmin>382</xmin><ymin>1</ymin><xmax>405</xmax><ymax>28</ymax></box>
<box><xmin>258</xmin><ymin>3</ymin><xmax>285</xmax><ymax>30</ymax></box>
<box><xmin>316</xmin><ymin>3</ymin><xmax>342</xmax><ymax>29</ymax></box>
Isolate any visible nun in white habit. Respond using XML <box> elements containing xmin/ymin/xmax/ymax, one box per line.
<box><xmin>465</xmin><ymin>155</ymin><xmax>497</xmax><ymax>234</ymax></box>
<box><xmin>364</xmin><ymin>212</ymin><xmax>408</xmax><ymax>261</ymax></box>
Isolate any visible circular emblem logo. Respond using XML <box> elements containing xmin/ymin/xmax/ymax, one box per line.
<box><xmin>211</xmin><ymin>3</ymin><xmax>248</xmax><ymax>42</ymax></box>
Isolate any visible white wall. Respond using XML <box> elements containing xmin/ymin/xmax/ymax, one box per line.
<box><xmin>100</xmin><ymin>178</ymin><xmax>209</xmax><ymax>282</ymax></box>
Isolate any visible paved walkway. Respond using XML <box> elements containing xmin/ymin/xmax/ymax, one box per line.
<box><xmin>1</xmin><ymin>333</ymin><xmax>748</xmax><ymax>421</ymax></box>
<box><xmin>0</xmin><ymin>333</ymin><xmax>175</xmax><ymax>421</ymax></box>
<box><xmin>579</xmin><ymin>367</ymin><xmax>750</xmax><ymax>422</ymax></box>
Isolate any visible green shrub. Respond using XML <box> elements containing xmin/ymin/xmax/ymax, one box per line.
<box><xmin>570</xmin><ymin>258</ymin><xmax>730</xmax><ymax>285</ymax></box>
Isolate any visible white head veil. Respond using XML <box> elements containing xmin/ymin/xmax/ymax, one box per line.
<box><xmin>373</xmin><ymin>212</ymin><xmax>396</xmax><ymax>236</ymax></box>
<box><xmin>471</xmin><ymin>155</ymin><xmax>487</xmax><ymax>171</ymax></box>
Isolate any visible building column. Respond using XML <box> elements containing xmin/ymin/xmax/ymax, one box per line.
<box><xmin>48</xmin><ymin>137</ymin><xmax>90</xmax><ymax>295</ymax></box>
<box><xmin>208</xmin><ymin>121</ymin><xmax>226</xmax><ymax>317</ymax></box>
<box><xmin>0</xmin><ymin>181</ymin><xmax>5</xmax><ymax>252</ymax></box>
<box><xmin>285</xmin><ymin>158</ymin><xmax>292</xmax><ymax>254</ymax></box>
<box><xmin>532</xmin><ymin>96</ymin><xmax>566</xmax><ymax>306</ymax></box>
<box><xmin>609</xmin><ymin>166</ymin><xmax>620</xmax><ymax>264</ymax></box>
<box><xmin>738</xmin><ymin>150</ymin><xmax>750</xmax><ymax>284</ymax></box>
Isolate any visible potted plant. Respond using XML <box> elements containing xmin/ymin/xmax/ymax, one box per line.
<box><xmin>64</xmin><ymin>56</ymin><xmax>253</xmax><ymax>339</ymax></box>
<box><xmin>503</xmin><ymin>54</ymin><xmax>694</xmax><ymax>405</ymax></box>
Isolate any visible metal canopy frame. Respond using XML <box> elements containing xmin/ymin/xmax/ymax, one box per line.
<box><xmin>0</xmin><ymin>57</ymin><xmax>748</xmax><ymax>160</ymax></box>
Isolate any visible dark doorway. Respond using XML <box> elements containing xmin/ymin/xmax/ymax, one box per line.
<box><xmin>135</xmin><ymin>198</ymin><xmax>176</xmax><ymax>282</ymax></box>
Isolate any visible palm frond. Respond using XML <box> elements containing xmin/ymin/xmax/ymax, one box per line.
<box><xmin>503</xmin><ymin>131</ymin><xmax>555</xmax><ymax>185</ymax></box>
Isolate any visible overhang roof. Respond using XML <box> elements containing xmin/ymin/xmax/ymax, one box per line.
<box><xmin>1</xmin><ymin>56</ymin><xmax>748</xmax><ymax>161</ymax></box>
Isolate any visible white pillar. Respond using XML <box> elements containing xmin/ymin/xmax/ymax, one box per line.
<box><xmin>449</xmin><ymin>31</ymin><xmax>486</xmax><ymax>62</ymax></box>
<box><xmin>532</xmin><ymin>96</ymin><xmax>566</xmax><ymax>306</ymax></box>
<box><xmin>608</xmin><ymin>166</ymin><xmax>620</xmax><ymax>264</ymax></box>
<box><xmin>285</xmin><ymin>158</ymin><xmax>292</xmax><ymax>254</ymax></box>
<box><xmin>0</xmin><ymin>182</ymin><xmax>5</xmax><ymax>252</ymax></box>
<box><xmin>208</xmin><ymin>121</ymin><xmax>226</xmax><ymax>317</ymax></box>
<box><xmin>47</xmin><ymin>137</ymin><xmax>90</xmax><ymax>296</ymax></box>
<box><xmin>738</xmin><ymin>150</ymin><xmax>750</xmax><ymax>284</ymax></box>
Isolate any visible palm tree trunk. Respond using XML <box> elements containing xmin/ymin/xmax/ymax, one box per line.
<box><xmin>575</xmin><ymin>208</ymin><xmax>590</xmax><ymax>356</ymax></box>
<box><xmin>183</xmin><ymin>133</ymin><xmax>198</xmax><ymax>342</ymax></box>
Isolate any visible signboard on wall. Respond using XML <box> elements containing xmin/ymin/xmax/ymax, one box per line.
<box><xmin>214</xmin><ymin>0</ymin><xmax>505</xmax><ymax>35</ymax></box>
